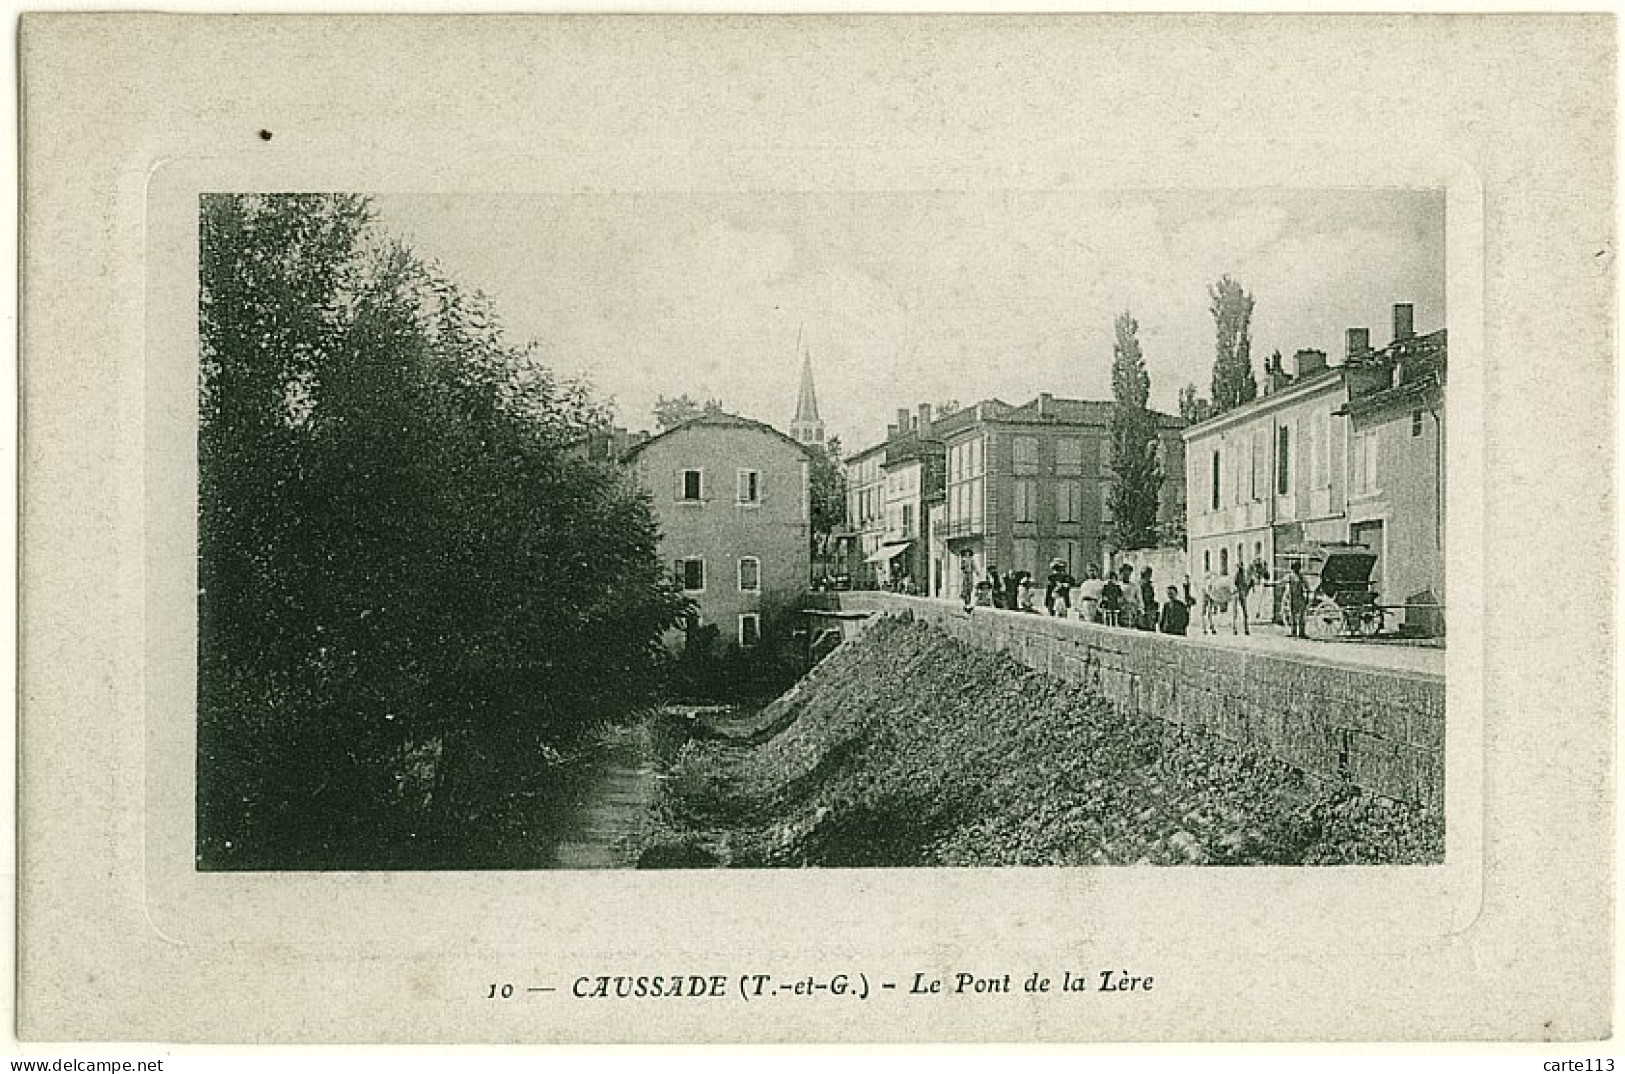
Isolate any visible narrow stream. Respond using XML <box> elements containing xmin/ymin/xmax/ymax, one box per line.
<box><xmin>542</xmin><ymin>737</ymin><xmax>658</xmax><ymax>869</ymax></box>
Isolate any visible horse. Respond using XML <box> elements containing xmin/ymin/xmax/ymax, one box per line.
<box><xmin>1200</xmin><ymin>573</ymin><xmax>1239</xmax><ymax>634</ymax></box>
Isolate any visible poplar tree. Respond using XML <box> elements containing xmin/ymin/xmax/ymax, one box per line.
<box><xmin>1208</xmin><ymin>275</ymin><xmax>1258</xmax><ymax>413</ymax></box>
<box><xmin>1107</xmin><ymin>311</ymin><xmax>1164</xmax><ymax>550</ymax></box>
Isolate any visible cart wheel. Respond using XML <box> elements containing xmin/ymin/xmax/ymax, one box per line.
<box><xmin>1360</xmin><ymin>608</ymin><xmax>1384</xmax><ymax>637</ymax></box>
<box><xmin>1308</xmin><ymin>605</ymin><xmax>1339</xmax><ymax>639</ymax></box>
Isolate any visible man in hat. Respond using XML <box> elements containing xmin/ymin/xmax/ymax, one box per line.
<box><xmin>1044</xmin><ymin>558</ymin><xmax>1075</xmax><ymax>617</ymax></box>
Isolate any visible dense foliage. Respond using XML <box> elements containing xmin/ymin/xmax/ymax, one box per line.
<box><xmin>1208</xmin><ymin>274</ymin><xmax>1259</xmax><ymax>414</ymax></box>
<box><xmin>643</xmin><ymin>618</ymin><xmax>1443</xmax><ymax>867</ymax></box>
<box><xmin>808</xmin><ymin>435</ymin><xmax>848</xmax><ymax>541</ymax></box>
<box><xmin>197</xmin><ymin>193</ymin><xmax>688</xmax><ymax>869</ymax></box>
<box><xmin>652</xmin><ymin>393</ymin><xmax>724</xmax><ymax>429</ymax></box>
<box><xmin>1107</xmin><ymin>311</ymin><xmax>1164</xmax><ymax>551</ymax></box>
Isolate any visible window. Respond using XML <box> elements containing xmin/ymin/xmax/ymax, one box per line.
<box><xmin>1412</xmin><ymin>409</ymin><xmax>1424</xmax><ymax>437</ymax></box>
<box><xmin>1013</xmin><ymin>479</ymin><xmax>1036</xmax><ymax>522</ymax></box>
<box><xmin>1211</xmin><ymin>450</ymin><xmax>1222</xmax><ymax>511</ymax></box>
<box><xmin>1098</xmin><ymin>438</ymin><xmax>1112</xmax><ymax>473</ymax></box>
<box><xmin>1220</xmin><ymin>547</ymin><xmax>1229</xmax><ymax>576</ymax></box>
<box><xmin>676</xmin><ymin>558</ymin><xmax>705</xmax><ymax>592</ymax></box>
<box><xmin>1354</xmin><ymin>430</ymin><xmax>1381</xmax><ymax>495</ymax></box>
<box><xmin>1057</xmin><ymin>481</ymin><xmax>1081</xmax><ymax>523</ymax></box>
<box><xmin>1100</xmin><ymin>484</ymin><xmax>1112</xmax><ymax>522</ymax></box>
<box><xmin>1014</xmin><ymin>436</ymin><xmax>1039</xmax><ymax>474</ymax></box>
<box><xmin>678</xmin><ymin>468</ymin><xmax>703</xmax><ymax>502</ymax></box>
<box><xmin>737</xmin><ymin>469</ymin><xmax>760</xmax><ymax>504</ymax></box>
<box><xmin>738</xmin><ymin>614</ymin><xmax>760</xmax><ymax>649</ymax></box>
<box><xmin>901</xmin><ymin>503</ymin><xmax>914</xmax><ymax>537</ymax></box>
<box><xmin>738</xmin><ymin>556</ymin><xmax>760</xmax><ymax>592</ymax></box>
<box><xmin>1276</xmin><ymin>426</ymin><xmax>1291</xmax><ymax>495</ymax></box>
<box><xmin>1252</xmin><ymin>426</ymin><xmax>1270</xmax><ymax>500</ymax></box>
<box><xmin>1013</xmin><ymin>538</ymin><xmax>1039</xmax><ymax>578</ymax></box>
<box><xmin>1058</xmin><ymin>540</ymin><xmax>1078</xmax><ymax>573</ymax></box>
<box><xmin>1203</xmin><ymin>550</ymin><xmax>1211</xmax><ymax>574</ymax></box>
<box><xmin>1056</xmin><ymin>438</ymin><xmax>1082</xmax><ymax>475</ymax></box>
<box><xmin>1313</xmin><ymin>410</ymin><xmax>1331</xmax><ymax>489</ymax></box>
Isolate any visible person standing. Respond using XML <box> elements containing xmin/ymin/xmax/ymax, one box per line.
<box><xmin>1232</xmin><ymin>561</ymin><xmax>1252</xmax><ymax>636</ymax></box>
<box><xmin>1045</xmin><ymin>558</ymin><xmax>1075</xmax><ymax>617</ymax></box>
<box><xmin>1016</xmin><ymin>572</ymin><xmax>1037</xmax><ymax>612</ymax></box>
<box><xmin>1249</xmin><ymin>555</ymin><xmax>1271</xmax><ymax>622</ymax></box>
<box><xmin>1158</xmin><ymin>584</ymin><xmax>1189</xmax><ymax>635</ymax></box>
<box><xmin>1116</xmin><ymin>563</ymin><xmax>1141</xmax><ymax>631</ymax></box>
<box><xmin>1003</xmin><ymin>569</ymin><xmax>1022</xmax><ymax>611</ymax></box>
<box><xmin>1286</xmin><ymin>561</ymin><xmax>1311</xmax><ymax>638</ymax></box>
<box><xmin>1076</xmin><ymin>564</ymin><xmax>1104</xmax><ymax>623</ymax></box>
<box><xmin>959</xmin><ymin>553</ymin><xmax>976</xmax><ymax>614</ymax></box>
<box><xmin>1100</xmin><ymin>571</ymin><xmax>1123</xmax><ymax>626</ymax></box>
<box><xmin>987</xmin><ymin>566</ymin><xmax>1004</xmax><ymax>609</ymax></box>
<box><xmin>1138</xmin><ymin>566</ymin><xmax>1158</xmax><ymax>631</ymax></box>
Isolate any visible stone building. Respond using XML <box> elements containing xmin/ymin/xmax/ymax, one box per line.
<box><xmin>1182</xmin><ymin>302</ymin><xmax>1446</xmax><ymax>635</ymax></box>
<box><xmin>843</xmin><ymin>440</ymin><xmax>887</xmax><ymax>587</ymax></box>
<box><xmin>1185</xmin><ymin>346</ymin><xmax>1350</xmax><ymax>589</ymax></box>
<box><xmin>936</xmin><ymin>394</ymin><xmax>1186</xmax><ymax>584</ymax></box>
<box><xmin>1343</xmin><ymin>308</ymin><xmax>1447</xmax><ymax>634</ymax></box>
<box><xmin>878</xmin><ymin>405</ymin><xmax>945</xmax><ymax>591</ymax></box>
<box><xmin>621</xmin><ymin>411</ymin><xmax>812</xmax><ymax>653</ymax></box>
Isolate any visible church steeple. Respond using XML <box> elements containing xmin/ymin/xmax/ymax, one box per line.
<box><xmin>790</xmin><ymin>332</ymin><xmax>825</xmax><ymax>446</ymax></box>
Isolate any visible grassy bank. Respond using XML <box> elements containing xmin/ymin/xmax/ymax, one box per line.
<box><xmin>641</xmin><ymin>616</ymin><xmax>1444</xmax><ymax>867</ymax></box>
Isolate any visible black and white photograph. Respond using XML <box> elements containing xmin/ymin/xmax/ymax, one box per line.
<box><xmin>16</xmin><ymin>12</ymin><xmax>1612</xmax><ymax>1048</ymax></box>
<box><xmin>196</xmin><ymin>188</ymin><xmax>1446</xmax><ymax>872</ymax></box>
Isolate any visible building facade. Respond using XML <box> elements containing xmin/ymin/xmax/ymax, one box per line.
<box><xmin>937</xmin><ymin>394</ymin><xmax>1186</xmax><ymax>584</ymax></box>
<box><xmin>1344</xmin><ymin>318</ymin><xmax>1447</xmax><ymax>634</ymax></box>
<box><xmin>878</xmin><ymin>406</ymin><xmax>945</xmax><ymax>590</ymax></box>
<box><xmin>622</xmin><ymin>412</ymin><xmax>812</xmax><ymax>653</ymax></box>
<box><xmin>843</xmin><ymin>441</ymin><xmax>887</xmax><ymax>587</ymax></box>
<box><xmin>1185</xmin><ymin>348</ymin><xmax>1349</xmax><ymax>590</ymax></box>
<box><xmin>1182</xmin><ymin>303</ymin><xmax>1446</xmax><ymax>634</ymax></box>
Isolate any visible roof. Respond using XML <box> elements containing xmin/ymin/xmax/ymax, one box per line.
<box><xmin>882</xmin><ymin>430</ymin><xmax>945</xmax><ymax>467</ymax></box>
<box><xmin>941</xmin><ymin>395</ymin><xmax>1183</xmax><ymax>434</ymax></box>
<box><xmin>618</xmin><ymin>410</ymin><xmax>815</xmax><ymax>462</ymax></box>
<box><xmin>1181</xmin><ymin>366</ymin><xmax>1346</xmax><ymax>439</ymax></box>
<box><xmin>794</xmin><ymin>351</ymin><xmax>821</xmax><ymax>424</ymax></box>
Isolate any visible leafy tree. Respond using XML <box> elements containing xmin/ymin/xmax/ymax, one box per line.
<box><xmin>1107</xmin><ymin>311</ymin><xmax>1164</xmax><ymax>550</ymax></box>
<box><xmin>653</xmin><ymin>393</ymin><xmax>724</xmax><ymax>429</ymax></box>
<box><xmin>197</xmin><ymin>193</ymin><xmax>688</xmax><ymax>869</ymax></box>
<box><xmin>1178</xmin><ymin>382</ymin><xmax>1213</xmax><ymax>425</ymax></box>
<box><xmin>809</xmin><ymin>434</ymin><xmax>848</xmax><ymax>539</ymax></box>
<box><xmin>1208</xmin><ymin>275</ymin><xmax>1257</xmax><ymax>413</ymax></box>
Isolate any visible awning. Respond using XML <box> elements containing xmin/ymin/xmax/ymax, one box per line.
<box><xmin>864</xmin><ymin>541</ymin><xmax>913</xmax><ymax>564</ymax></box>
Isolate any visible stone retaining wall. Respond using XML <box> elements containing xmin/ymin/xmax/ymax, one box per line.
<box><xmin>834</xmin><ymin>592</ymin><xmax>1444</xmax><ymax>810</ymax></box>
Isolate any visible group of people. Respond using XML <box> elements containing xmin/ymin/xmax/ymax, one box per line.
<box><xmin>1197</xmin><ymin>559</ymin><xmax>1314</xmax><ymax>637</ymax></box>
<box><xmin>959</xmin><ymin>557</ymin><xmax>1192</xmax><ymax>636</ymax></box>
<box><xmin>956</xmin><ymin>554</ymin><xmax>1319</xmax><ymax>641</ymax></box>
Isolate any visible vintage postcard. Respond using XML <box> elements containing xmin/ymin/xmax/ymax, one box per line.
<box><xmin>16</xmin><ymin>13</ymin><xmax>1614</xmax><ymax>1044</ymax></box>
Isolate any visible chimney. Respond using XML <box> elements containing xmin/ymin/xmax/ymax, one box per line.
<box><xmin>886</xmin><ymin>424</ymin><xmax>899</xmax><ymax>439</ymax></box>
<box><xmin>1294</xmin><ymin>348</ymin><xmax>1328</xmax><ymax>378</ymax></box>
<box><xmin>1038</xmin><ymin>392</ymin><xmax>1054</xmax><ymax>418</ymax></box>
<box><xmin>1265</xmin><ymin>353</ymin><xmax>1292</xmax><ymax>394</ymax></box>
<box><xmin>896</xmin><ymin>408</ymin><xmax>910</xmax><ymax>436</ymax></box>
<box><xmin>917</xmin><ymin>403</ymin><xmax>933</xmax><ymax>436</ymax></box>
<box><xmin>1393</xmin><ymin>303</ymin><xmax>1414</xmax><ymax>342</ymax></box>
<box><xmin>1346</xmin><ymin>327</ymin><xmax>1371</xmax><ymax>361</ymax></box>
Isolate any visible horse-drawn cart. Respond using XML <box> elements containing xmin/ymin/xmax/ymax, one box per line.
<box><xmin>1302</xmin><ymin>545</ymin><xmax>1385</xmax><ymax>638</ymax></box>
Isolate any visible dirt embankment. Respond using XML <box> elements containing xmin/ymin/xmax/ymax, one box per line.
<box><xmin>640</xmin><ymin>616</ymin><xmax>1444</xmax><ymax>868</ymax></box>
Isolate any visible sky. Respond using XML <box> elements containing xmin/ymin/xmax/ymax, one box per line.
<box><xmin>371</xmin><ymin>189</ymin><xmax>1445</xmax><ymax>451</ymax></box>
